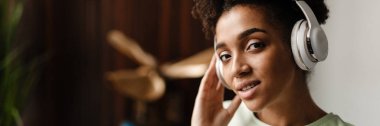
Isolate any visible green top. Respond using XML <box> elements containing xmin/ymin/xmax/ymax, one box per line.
<box><xmin>223</xmin><ymin>101</ymin><xmax>353</xmax><ymax>126</ymax></box>
<box><xmin>306</xmin><ymin>113</ymin><xmax>353</xmax><ymax>126</ymax></box>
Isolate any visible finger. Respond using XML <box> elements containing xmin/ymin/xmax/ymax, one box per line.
<box><xmin>226</xmin><ymin>95</ymin><xmax>242</xmax><ymax>116</ymax></box>
<box><xmin>204</xmin><ymin>54</ymin><xmax>217</xmax><ymax>77</ymax></box>
<box><xmin>216</xmin><ymin>81</ymin><xmax>225</xmax><ymax>100</ymax></box>
<box><xmin>200</xmin><ymin>55</ymin><xmax>218</xmax><ymax>90</ymax></box>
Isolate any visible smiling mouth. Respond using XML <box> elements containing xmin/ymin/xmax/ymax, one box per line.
<box><xmin>239</xmin><ymin>80</ymin><xmax>260</xmax><ymax>92</ymax></box>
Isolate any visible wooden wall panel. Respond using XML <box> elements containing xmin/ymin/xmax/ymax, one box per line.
<box><xmin>20</xmin><ymin>0</ymin><xmax>212</xmax><ymax>126</ymax></box>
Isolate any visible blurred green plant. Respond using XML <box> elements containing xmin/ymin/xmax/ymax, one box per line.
<box><xmin>1</xmin><ymin>0</ymin><xmax>41</xmax><ymax>126</ymax></box>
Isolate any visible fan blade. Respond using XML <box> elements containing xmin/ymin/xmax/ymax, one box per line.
<box><xmin>160</xmin><ymin>48</ymin><xmax>214</xmax><ymax>79</ymax></box>
<box><xmin>106</xmin><ymin>67</ymin><xmax>165</xmax><ymax>101</ymax></box>
<box><xmin>107</xmin><ymin>30</ymin><xmax>157</xmax><ymax>67</ymax></box>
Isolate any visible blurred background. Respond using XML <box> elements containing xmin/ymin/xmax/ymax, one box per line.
<box><xmin>1</xmin><ymin>0</ymin><xmax>223</xmax><ymax>126</ymax></box>
<box><xmin>1</xmin><ymin>0</ymin><xmax>380</xmax><ymax>126</ymax></box>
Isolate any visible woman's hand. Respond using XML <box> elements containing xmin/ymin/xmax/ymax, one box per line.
<box><xmin>191</xmin><ymin>56</ymin><xmax>242</xmax><ymax>126</ymax></box>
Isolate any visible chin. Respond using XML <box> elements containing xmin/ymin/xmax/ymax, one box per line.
<box><xmin>242</xmin><ymin>99</ymin><xmax>265</xmax><ymax>112</ymax></box>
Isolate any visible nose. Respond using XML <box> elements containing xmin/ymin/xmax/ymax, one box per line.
<box><xmin>231</xmin><ymin>56</ymin><xmax>252</xmax><ymax>78</ymax></box>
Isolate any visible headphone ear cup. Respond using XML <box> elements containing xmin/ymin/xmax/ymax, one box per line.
<box><xmin>291</xmin><ymin>20</ymin><xmax>316</xmax><ymax>70</ymax></box>
<box><xmin>215</xmin><ymin>59</ymin><xmax>231</xmax><ymax>89</ymax></box>
<box><xmin>291</xmin><ymin>20</ymin><xmax>307</xmax><ymax>70</ymax></box>
<box><xmin>309</xmin><ymin>26</ymin><xmax>328</xmax><ymax>61</ymax></box>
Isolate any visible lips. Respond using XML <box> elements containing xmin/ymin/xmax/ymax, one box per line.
<box><xmin>236</xmin><ymin>80</ymin><xmax>261</xmax><ymax>99</ymax></box>
<box><xmin>237</xmin><ymin>80</ymin><xmax>261</xmax><ymax>91</ymax></box>
<box><xmin>241</xmin><ymin>83</ymin><xmax>256</xmax><ymax>91</ymax></box>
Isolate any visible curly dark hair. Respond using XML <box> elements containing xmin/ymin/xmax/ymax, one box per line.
<box><xmin>192</xmin><ymin>0</ymin><xmax>329</xmax><ymax>40</ymax></box>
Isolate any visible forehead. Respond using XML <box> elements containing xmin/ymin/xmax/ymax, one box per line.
<box><xmin>215</xmin><ymin>5</ymin><xmax>270</xmax><ymax>43</ymax></box>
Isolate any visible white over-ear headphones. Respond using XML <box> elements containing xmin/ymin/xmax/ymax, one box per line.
<box><xmin>291</xmin><ymin>0</ymin><xmax>328</xmax><ymax>71</ymax></box>
<box><xmin>215</xmin><ymin>0</ymin><xmax>328</xmax><ymax>89</ymax></box>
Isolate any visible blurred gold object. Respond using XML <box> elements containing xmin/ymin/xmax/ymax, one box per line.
<box><xmin>107</xmin><ymin>30</ymin><xmax>164</xmax><ymax>101</ymax></box>
<box><xmin>108</xmin><ymin>30</ymin><xmax>157</xmax><ymax>67</ymax></box>
<box><xmin>160</xmin><ymin>48</ymin><xmax>213</xmax><ymax>79</ymax></box>
<box><xmin>106</xmin><ymin>30</ymin><xmax>213</xmax><ymax>101</ymax></box>
<box><xmin>106</xmin><ymin>67</ymin><xmax>165</xmax><ymax>101</ymax></box>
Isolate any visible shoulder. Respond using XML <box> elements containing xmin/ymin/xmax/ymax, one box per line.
<box><xmin>307</xmin><ymin>113</ymin><xmax>354</xmax><ymax>126</ymax></box>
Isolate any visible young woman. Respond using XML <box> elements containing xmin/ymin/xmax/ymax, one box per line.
<box><xmin>191</xmin><ymin>0</ymin><xmax>352</xmax><ymax>125</ymax></box>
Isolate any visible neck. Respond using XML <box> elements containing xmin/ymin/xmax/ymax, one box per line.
<box><xmin>256</xmin><ymin>72</ymin><xmax>326</xmax><ymax>126</ymax></box>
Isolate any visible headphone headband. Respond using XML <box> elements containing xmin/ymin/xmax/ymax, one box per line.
<box><xmin>295</xmin><ymin>0</ymin><xmax>320</xmax><ymax>32</ymax></box>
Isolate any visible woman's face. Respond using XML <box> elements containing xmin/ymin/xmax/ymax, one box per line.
<box><xmin>215</xmin><ymin>5</ymin><xmax>299</xmax><ymax>111</ymax></box>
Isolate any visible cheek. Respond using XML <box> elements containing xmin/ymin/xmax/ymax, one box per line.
<box><xmin>253</xmin><ymin>48</ymin><xmax>295</xmax><ymax>87</ymax></box>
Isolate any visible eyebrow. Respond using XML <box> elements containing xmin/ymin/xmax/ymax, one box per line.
<box><xmin>214</xmin><ymin>42</ymin><xmax>226</xmax><ymax>52</ymax></box>
<box><xmin>238</xmin><ymin>28</ymin><xmax>266</xmax><ymax>40</ymax></box>
<box><xmin>214</xmin><ymin>27</ymin><xmax>267</xmax><ymax>51</ymax></box>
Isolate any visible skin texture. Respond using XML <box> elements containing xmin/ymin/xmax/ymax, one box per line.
<box><xmin>192</xmin><ymin>5</ymin><xmax>326</xmax><ymax>126</ymax></box>
<box><xmin>214</xmin><ymin>4</ymin><xmax>297</xmax><ymax>112</ymax></box>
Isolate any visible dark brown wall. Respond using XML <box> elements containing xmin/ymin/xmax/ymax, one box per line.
<box><xmin>19</xmin><ymin>0</ymin><xmax>217</xmax><ymax>126</ymax></box>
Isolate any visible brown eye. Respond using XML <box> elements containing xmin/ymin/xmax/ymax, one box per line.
<box><xmin>247</xmin><ymin>40</ymin><xmax>265</xmax><ymax>51</ymax></box>
<box><xmin>219</xmin><ymin>51</ymin><xmax>231</xmax><ymax>62</ymax></box>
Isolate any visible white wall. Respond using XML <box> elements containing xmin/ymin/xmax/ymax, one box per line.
<box><xmin>309</xmin><ymin>1</ymin><xmax>380</xmax><ymax>125</ymax></box>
